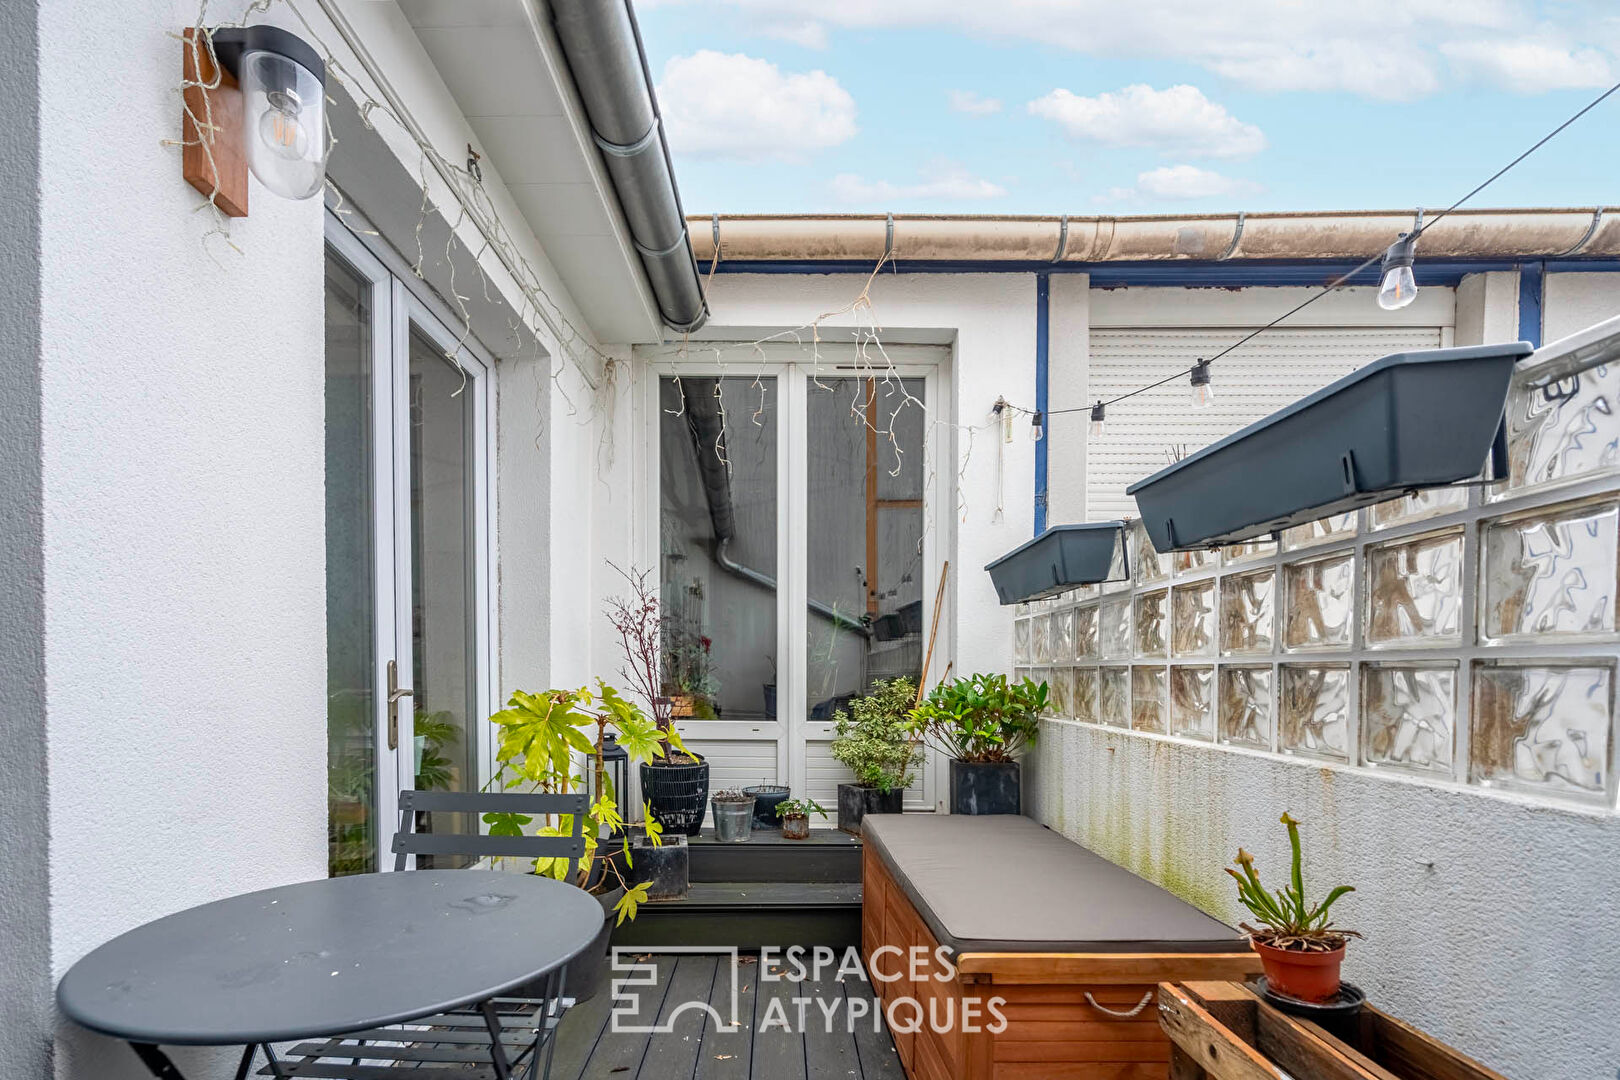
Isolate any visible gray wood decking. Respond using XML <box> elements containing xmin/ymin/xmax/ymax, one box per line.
<box><xmin>548</xmin><ymin>953</ymin><xmax>903</xmax><ymax>1080</ymax></box>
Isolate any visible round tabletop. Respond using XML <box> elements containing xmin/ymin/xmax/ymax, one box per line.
<box><xmin>56</xmin><ymin>870</ymin><xmax>604</xmax><ymax>1046</ymax></box>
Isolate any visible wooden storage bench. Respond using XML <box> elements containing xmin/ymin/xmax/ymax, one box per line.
<box><xmin>861</xmin><ymin>815</ymin><xmax>1261</xmax><ymax>1080</ymax></box>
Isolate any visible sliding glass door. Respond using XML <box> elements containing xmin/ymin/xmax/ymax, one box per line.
<box><xmin>324</xmin><ymin>216</ymin><xmax>494</xmax><ymax>873</ymax></box>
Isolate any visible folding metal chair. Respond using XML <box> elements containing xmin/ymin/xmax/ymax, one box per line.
<box><xmin>265</xmin><ymin>790</ymin><xmax>589</xmax><ymax>1079</ymax></box>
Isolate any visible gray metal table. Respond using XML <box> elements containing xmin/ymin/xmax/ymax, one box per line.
<box><xmin>57</xmin><ymin>870</ymin><xmax>603</xmax><ymax>1080</ymax></box>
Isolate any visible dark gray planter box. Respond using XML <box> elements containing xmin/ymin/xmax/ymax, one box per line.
<box><xmin>628</xmin><ymin>831</ymin><xmax>688</xmax><ymax>900</ymax></box>
<box><xmin>1126</xmin><ymin>342</ymin><xmax>1532</xmax><ymax>551</ymax></box>
<box><xmin>744</xmin><ymin>784</ymin><xmax>791</xmax><ymax>829</ymax></box>
<box><xmin>836</xmin><ymin>783</ymin><xmax>903</xmax><ymax>835</ymax></box>
<box><xmin>949</xmin><ymin>760</ymin><xmax>1020</xmax><ymax>816</ymax></box>
<box><xmin>984</xmin><ymin>522</ymin><xmax>1129</xmax><ymax>605</ymax></box>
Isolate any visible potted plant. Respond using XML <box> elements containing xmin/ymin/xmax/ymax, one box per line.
<box><xmin>605</xmin><ymin>563</ymin><xmax>711</xmax><ymax>835</ymax></box>
<box><xmin>775</xmin><ymin>796</ymin><xmax>827</xmax><ymax>840</ymax></box>
<box><xmin>1225</xmin><ymin>812</ymin><xmax>1360</xmax><ymax>1004</ymax></box>
<box><xmin>488</xmin><ymin>680</ymin><xmax>678</xmax><ymax>1002</ymax></box>
<box><xmin>830</xmin><ymin>678</ymin><xmax>920</xmax><ymax>834</ymax></box>
<box><xmin>744</xmin><ymin>783</ymin><xmax>791</xmax><ymax>828</ymax></box>
<box><xmin>664</xmin><ymin>625</ymin><xmax>719</xmax><ymax>719</ymax></box>
<box><xmin>710</xmin><ymin>789</ymin><xmax>755</xmax><ymax>843</ymax></box>
<box><xmin>908</xmin><ymin>673</ymin><xmax>1046</xmax><ymax>816</ymax></box>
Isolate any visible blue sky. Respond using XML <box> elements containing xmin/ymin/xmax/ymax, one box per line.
<box><xmin>634</xmin><ymin>1</ymin><xmax>1620</xmax><ymax>214</ymax></box>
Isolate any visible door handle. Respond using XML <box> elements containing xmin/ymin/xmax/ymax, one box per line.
<box><xmin>387</xmin><ymin>659</ymin><xmax>414</xmax><ymax>751</ymax></box>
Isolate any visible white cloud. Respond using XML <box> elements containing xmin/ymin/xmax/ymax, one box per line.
<box><xmin>1028</xmin><ymin>84</ymin><xmax>1266</xmax><ymax>159</ymax></box>
<box><xmin>832</xmin><ymin>165</ymin><xmax>1008</xmax><ymax>204</ymax></box>
<box><xmin>756</xmin><ymin>19</ymin><xmax>829</xmax><ymax>49</ymax></box>
<box><xmin>638</xmin><ymin>1</ymin><xmax>1609</xmax><ymax>99</ymax></box>
<box><xmin>1442</xmin><ymin>39</ymin><xmax>1615</xmax><ymax>92</ymax></box>
<box><xmin>1100</xmin><ymin>165</ymin><xmax>1263</xmax><ymax>204</ymax></box>
<box><xmin>948</xmin><ymin>90</ymin><xmax>1003</xmax><ymax>115</ymax></box>
<box><xmin>657</xmin><ymin>51</ymin><xmax>857</xmax><ymax>162</ymax></box>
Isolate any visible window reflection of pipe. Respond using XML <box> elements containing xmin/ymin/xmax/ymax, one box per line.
<box><xmin>715</xmin><ymin>538</ymin><xmax>871</xmax><ymax>637</ymax></box>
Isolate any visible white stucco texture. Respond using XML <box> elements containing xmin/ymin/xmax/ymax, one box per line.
<box><xmin>1028</xmin><ymin>719</ymin><xmax>1620</xmax><ymax>1080</ymax></box>
<box><xmin>40</xmin><ymin>3</ymin><xmax>328</xmax><ymax>1074</ymax></box>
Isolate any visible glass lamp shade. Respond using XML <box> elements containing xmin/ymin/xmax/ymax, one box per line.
<box><xmin>240</xmin><ymin>49</ymin><xmax>328</xmax><ymax>200</ymax></box>
<box><xmin>1377</xmin><ymin>264</ymin><xmax>1419</xmax><ymax>310</ymax></box>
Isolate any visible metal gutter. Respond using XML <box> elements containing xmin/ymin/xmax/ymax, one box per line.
<box><xmin>1033</xmin><ymin>273</ymin><xmax>1049</xmax><ymax>537</ymax></box>
<box><xmin>549</xmin><ymin>0</ymin><xmax>708</xmax><ymax>332</ymax></box>
<box><xmin>690</xmin><ymin>209</ymin><xmax>1620</xmax><ymax>267</ymax></box>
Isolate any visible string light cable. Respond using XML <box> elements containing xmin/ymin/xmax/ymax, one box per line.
<box><xmin>1019</xmin><ymin>73</ymin><xmax>1620</xmax><ymax>426</ymax></box>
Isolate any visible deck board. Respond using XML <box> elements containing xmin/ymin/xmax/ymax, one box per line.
<box><xmin>551</xmin><ymin>952</ymin><xmax>897</xmax><ymax>1080</ymax></box>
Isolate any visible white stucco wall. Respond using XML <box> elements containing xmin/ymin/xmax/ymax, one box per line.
<box><xmin>1027</xmin><ymin>720</ymin><xmax>1620</xmax><ymax>1080</ymax></box>
<box><xmin>1543</xmin><ymin>272</ymin><xmax>1620</xmax><ymax>344</ymax></box>
<box><xmin>39</xmin><ymin>3</ymin><xmax>329</xmax><ymax>1075</ymax></box>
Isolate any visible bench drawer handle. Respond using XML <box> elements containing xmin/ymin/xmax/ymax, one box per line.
<box><xmin>1084</xmin><ymin>991</ymin><xmax>1154</xmax><ymax>1018</ymax></box>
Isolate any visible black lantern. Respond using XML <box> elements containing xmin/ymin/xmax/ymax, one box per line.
<box><xmin>594</xmin><ymin>733</ymin><xmax>631</xmax><ymax>836</ymax></box>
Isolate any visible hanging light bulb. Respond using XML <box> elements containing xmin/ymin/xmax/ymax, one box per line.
<box><xmin>1378</xmin><ymin>232</ymin><xmax>1419</xmax><ymax>310</ymax></box>
<box><xmin>1189</xmin><ymin>359</ymin><xmax>1214</xmax><ymax>409</ymax></box>
<box><xmin>1089</xmin><ymin>401</ymin><xmax>1107</xmax><ymax>438</ymax></box>
<box><xmin>1029</xmin><ymin>410</ymin><xmax>1045</xmax><ymax>442</ymax></box>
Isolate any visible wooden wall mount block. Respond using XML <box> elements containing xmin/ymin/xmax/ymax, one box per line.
<box><xmin>181</xmin><ymin>28</ymin><xmax>248</xmax><ymax>217</ymax></box>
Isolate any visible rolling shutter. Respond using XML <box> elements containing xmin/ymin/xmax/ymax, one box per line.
<box><xmin>1084</xmin><ymin>326</ymin><xmax>1445</xmax><ymax>522</ymax></box>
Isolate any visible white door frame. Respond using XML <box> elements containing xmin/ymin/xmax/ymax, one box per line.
<box><xmin>636</xmin><ymin>343</ymin><xmax>953</xmax><ymax>814</ymax></box>
<box><xmin>326</xmin><ymin>213</ymin><xmax>498</xmax><ymax>870</ymax></box>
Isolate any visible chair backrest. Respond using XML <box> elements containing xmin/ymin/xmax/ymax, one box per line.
<box><xmin>392</xmin><ymin>789</ymin><xmax>589</xmax><ymax>877</ymax></box>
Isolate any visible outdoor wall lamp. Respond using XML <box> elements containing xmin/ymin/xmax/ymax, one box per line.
<box><xmin>181</xmin><ymin>25</ymin><xmax>329</xmax><ymax>216</ymax></box>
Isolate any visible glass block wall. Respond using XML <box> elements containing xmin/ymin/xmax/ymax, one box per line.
<box><xmin>1014</xmin><ymin>346</ymin><xmax>1620</xmax><ymax>808</ymax></box>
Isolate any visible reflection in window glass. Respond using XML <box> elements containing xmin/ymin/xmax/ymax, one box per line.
<box><xmin>660</xmin><ymin>377</ymin><xmax>778</xmax><ymax>721</ymax></box>
<box><xmin>408</xmin><ymin>328</ymin><xmax>480</xmax><ymax>865</ymax></box>
<box><xmin>324</xmin><ymin>252</ymin><xmax>376</xmax><ymax>876</ymax></box>
<box><xmin>806</xmin><ymin>378</ymin><xmax>926</xmax><ymax>718</ymax></box>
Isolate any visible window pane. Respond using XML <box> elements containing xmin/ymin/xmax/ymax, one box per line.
<box><xmin>660</xmin><ymin>376</ymin><xmax>778</xmax><ymax>721</ymax></box>
<box><xmin>806</xmin><ymin>377</ymin><xmax>926</xmax><ymax>717</ymax></box>
<box><xmin>324</xmin><ymin>252</ymin><xmax>376</xmax><ymax>876</ymax></box>
<box><xmin>408</xmin><ymin>327</ymin><xmax>479</xmax><ymax>865</ymax></box>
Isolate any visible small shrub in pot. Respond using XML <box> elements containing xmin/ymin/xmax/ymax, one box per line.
<box><xmin>906</xmin><ymin>674</ymin><xmax>1046</xmax><ymax>815</ymax></box>
<box><xmin>1226</xmin><ymin>812</ymin><xmax>1360</xmax><ymax>1004</ymax></box>
<box><xmin>774</xmin><ymin>796</ymin><xmax>826</xmax><ymax>840</ymax></box>
<box><xmin>830</xmin><ymin>678</ymin><xmax>920</xmax><ymax>833</ymax></box>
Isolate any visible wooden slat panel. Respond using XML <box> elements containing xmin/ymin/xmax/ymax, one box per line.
<box><xmin>995</xmin><ymin>1040</ymin><xmax>1170</xmax><ymax>1063</ymax></box>
<box><xmin>959</xmin><ymin>953</ymin><xmax>1262</xmax><ymax>984</ymax></box>
<box><xmin>1156</xmin><ymin>985</ymin><xmax>1289</xmax><ymax>1080</ymax></box>
<box><xmin>1356</xmin><ymin>1005</ymin><xmax>1513</xmax><ymax>1080</ymax></box>
<box><xmin>995</xmin><ymin>1063</ymin><xmax>1169</xmax><ymax>1080</ymax></box>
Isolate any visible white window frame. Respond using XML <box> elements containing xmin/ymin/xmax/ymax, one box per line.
<box><xmin>635</xmin><ymin>342</ymin><xmax>954</xmax><ymax>813</ymax></box>
<box><xmin>326</xmin><ymin>210</ymin><xmax>500</xmax><ymax>868</ymax></box>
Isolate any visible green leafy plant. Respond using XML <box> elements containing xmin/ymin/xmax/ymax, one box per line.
<box><xmin>489</xmin><ymin>681</ymin><xmax>690</xmax><ymax>926</ymax></box>
<box><xmin>906</xmin><ymin>673</ymin><xmax>1047</xmax><ymax>763</ymax></box>
<box><xmin>1225</xmin><ymin>813</ymin><xmax>1360</xmax><ymax>953</ymax></box>
<box><xmin>830</xmin><ymin>678</ymin><xmax>921</xmax><ymax>793</ymax></box>
<box><xmin>775</xmin><ymin>797</ymin><xmax>828</xmax><ymax>820</ymax></box>
<box><xmin>412</xmin><ymin>709</ymin><xmax>460</xmax><ymax>791</ymax></box>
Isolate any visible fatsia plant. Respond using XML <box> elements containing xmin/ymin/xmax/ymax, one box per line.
<box><xmin>1225</xmin><ymin>812</ymin><xmax>1359</xmax><ymax>953</ymax></box>
<box><xmin>488</xmin><ymin>681</ymin><xmax>688</xmax><ymax>925</ymax></box>
<box><xmin>906</xmin><ymin>673</ymin><xmax>1046</xmax><ymax>763</ymax></box>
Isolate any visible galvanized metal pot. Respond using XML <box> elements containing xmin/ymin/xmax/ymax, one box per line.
<box><xmin>711</xmin><ymin>796</ymin><xmax>756</xmax><ymax>843</ymax></box>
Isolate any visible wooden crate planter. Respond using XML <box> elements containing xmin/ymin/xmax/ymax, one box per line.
<box><xmin>1157</xmin><ymin>981</ymin><xmax>1510</xmax><ymax>1080</ymax></box>
<box><xmin>863</xmin><ymin>847</ymin><xmax>1262</xmax><ymax>1080</ymax></box>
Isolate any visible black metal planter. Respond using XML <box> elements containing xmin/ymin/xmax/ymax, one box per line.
<box><xmin>744</xmin><ymin>784</ymin><xmax>791</xmax><ymax>829</ymax></box>
<box><xmin>984</xmin><ymin>521</ymin><xmax>1129</xmax><ymax>605</ymax></box>
<box><xmin>640</xmin><ymin>754</ymin><xmax>710</xmax><ymax>837</ymax></box>
<box><xmin>836</xmin><ymin>783</ymin><xmax>904</xmax><ymax>835</ymax></box>
<box><xmin>1126</xmin><ymin>341</ymin><xmax>1533</xmax><ymax>551</ymax></box>
<box><xmin>949</xmin><ymin>760</ymin><xmax>1021</xmax><ymax>815</ymax></box>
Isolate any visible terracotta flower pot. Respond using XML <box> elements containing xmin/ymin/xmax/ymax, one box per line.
<box><xmin>1251</xmin><ymin>938</ymin><xmax>1345</xmax><ymax>1003</ymax></box>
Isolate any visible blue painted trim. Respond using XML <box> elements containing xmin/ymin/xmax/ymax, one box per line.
<box><xmin>1518</xmin><ymin>262</ymin><xmax>1545</xmax><ymax>347</ymax></box>
<box><xmin>706</xmin><ymin>256</ymin><xmax>1620</xmax><ymax>286</ymax></box>
<box><xmin>1034</xmin><ymin>272</ymin><xmax>1050</xmax><ymax>536</ymax></box>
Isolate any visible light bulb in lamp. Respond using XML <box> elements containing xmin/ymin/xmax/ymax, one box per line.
<box><xmin>1089</xmin><ymin>401</ymin><xmax>1106</xmax><ymax>438</ymax></box>
<box><xmin>1189</xmin><ymin>360</ymin><xmax>1214</xmax><ymax>410</ymax></box>
<box><xmin>1029</xmin><ymin>410</ymin><xmax>1045</xmax><ymax>442</ymax></box>
<box><xmin>1378</xmin><ymin>233</ymin><xmax>1419</xmax><ymax>311</ymax></box>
